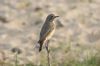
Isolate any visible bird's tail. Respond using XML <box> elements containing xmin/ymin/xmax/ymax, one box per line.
<box><xmin>38</xmin><ymin>40</ymin><xmax>43</xmax><ymax>52</ymax></box>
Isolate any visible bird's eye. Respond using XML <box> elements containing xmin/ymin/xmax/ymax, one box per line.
<box><xmin>49</xmin><ymin>16</ymin><xmax>53</xmax><ymax>19</ymax></box>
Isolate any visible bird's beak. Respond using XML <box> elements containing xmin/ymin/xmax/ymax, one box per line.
<box><xmin>54</xmin><ymin>16</ymin><xmax>59</xmax><ymax>18</ymax></box>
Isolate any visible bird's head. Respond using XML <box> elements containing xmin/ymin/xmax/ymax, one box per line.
<box><xmin>46</xmin><ymin>14</ymin><xmax>59</xmax><ymax>22</ymax></box>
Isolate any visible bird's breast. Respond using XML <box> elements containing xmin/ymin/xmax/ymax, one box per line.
<box><xmin>46</xmin><ymin>28</ymin><xmax>55</xmax><ymax>40</ymax></box>
<box><xmin>46</xmin><ymin>22</ymin><xmax>55</xmax><ymax>40</ymax></box>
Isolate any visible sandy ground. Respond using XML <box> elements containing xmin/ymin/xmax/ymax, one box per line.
<box><xmin>0</xmin><ymin>0</ymin><xmax>100</xmax><ymax>65</ymax></box>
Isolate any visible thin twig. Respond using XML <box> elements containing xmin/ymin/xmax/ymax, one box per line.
<box><xmin>45</xmin><ymin>40</ymin><xmax>50</xmax><ymax>66</ymax></box>
<box><xmin>15</xmin><ymin>52</ymin><xmax>18</xmax><ymax>66</ymax></box>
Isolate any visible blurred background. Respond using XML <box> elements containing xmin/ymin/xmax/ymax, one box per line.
<box><xmin>0</xmin><ymin>0</ymin><xmax>100</xmax><ymax>66</ymax></box>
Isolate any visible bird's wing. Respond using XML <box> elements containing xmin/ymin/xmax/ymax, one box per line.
<box><xmin>39</xmin><ymin>23</ymin><xmax>53</xmax><ymax>42</ymax></box>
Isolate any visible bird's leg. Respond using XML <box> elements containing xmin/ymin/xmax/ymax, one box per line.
<box><xmin>45</xmin><ymin>40</ymin><xmax>50</xmax><ymax>53</ymax></box>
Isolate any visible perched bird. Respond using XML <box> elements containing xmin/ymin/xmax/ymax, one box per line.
<box><xmin>38</xmin><ymin>14</ymin><xmax>59</xmax><ymax>52</ymax></box>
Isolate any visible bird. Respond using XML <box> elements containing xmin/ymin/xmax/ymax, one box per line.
<box><xmin>38</xmin><ymin>14</ymin><xmax>59</xmax><ymax>52</ymax></box>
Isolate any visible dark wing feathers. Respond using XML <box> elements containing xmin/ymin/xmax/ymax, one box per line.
<box><xmin>39</xmin><ymin>23</ymin><xmax>53</xmax><ymax>42</ymax></box>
